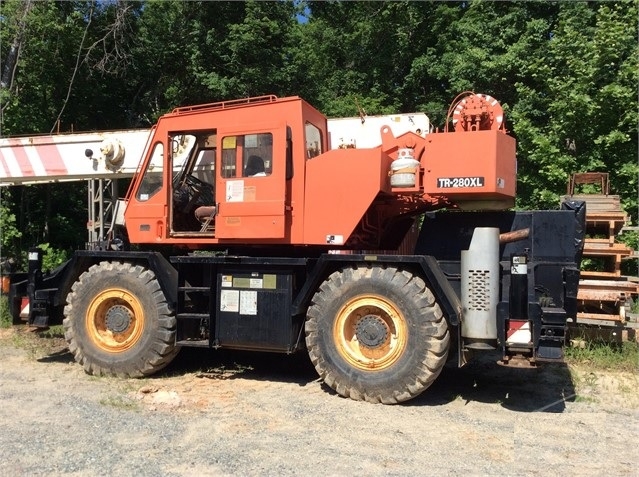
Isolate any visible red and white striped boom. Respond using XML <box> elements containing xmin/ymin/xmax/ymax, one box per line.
<box><xmin>0</xmin><ymin>130</ymin><xmax>151</xmax><ymax>185</ymax></box>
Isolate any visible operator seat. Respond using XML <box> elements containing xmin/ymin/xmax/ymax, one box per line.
<box><xmin>194</xmin><ymin>205</ymin><xmax>216</xmax><ymax>231</ymax></box>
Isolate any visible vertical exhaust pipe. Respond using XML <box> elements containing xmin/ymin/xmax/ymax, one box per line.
<box><xmin>461</xmin><ymin>228</ymin><xmax>500</xmax><ymax>349</ymax></box>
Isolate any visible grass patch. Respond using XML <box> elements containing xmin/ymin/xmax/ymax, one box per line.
<box><xmin>36</xmin><ymin>325</ymin><xmax>65</xmax><ymax>339</ymax></box>
<box><xmin>565</xmin><ymin>339</ymin><xmax>639</xmax><ymax>373</ymax></box>
<box><xmin>0</xmin><ymin>295</ymin><xmax>11</xmax><ymax>328</ymax></box>
<box><xmin>8</xmin><ymin>327</ymin><xmax>67</xmax><ymax>359</ymax></box>
<box><xmin>573</xmin><ymin>395</ymin><xmax>598</xmax><ymax>404</ymax></box>
<box><xmin>0</xmin><ymin>295</ymin><xmax>67</xmax><ymax>355</ymax></box>
<box><xmin>99</xmin><ymin>395</ymin><xmax>140</xmax><ymax>411</ymax></box>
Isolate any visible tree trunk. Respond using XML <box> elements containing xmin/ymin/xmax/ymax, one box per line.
<box><xmin>1</xmin><ymin>0</ymin><xmax>33</xmax><ymax>90</ymax></box>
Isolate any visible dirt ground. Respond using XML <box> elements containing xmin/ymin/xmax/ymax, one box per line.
<box><xmin>0</xmin><ymin>327</ymin><xmax>637</xmax><ymax>476</ymax></box>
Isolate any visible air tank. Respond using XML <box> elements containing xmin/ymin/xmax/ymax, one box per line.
<box><xmin>389</xmin><ymin>148</ymin><xmax>420</xmax><ymax>187</ymax></box>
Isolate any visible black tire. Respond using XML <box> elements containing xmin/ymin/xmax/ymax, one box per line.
<box><xmin>63</xmin><ymin>261</ymin><xmax>180</xmax><ymax>377</ymax></box>
<box><xmin>305</xmin><ymin>265</ymin><xmax>449</xmax><ymax>404</ymax></box>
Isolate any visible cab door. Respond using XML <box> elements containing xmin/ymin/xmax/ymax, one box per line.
<box><xmin>215</xmin><ymin>124</ymin><xmax>287</xmax><ymax>239</ymax></box>
<box><xmin>125</xmin><ymin>140</ymin><xmax>169</xmax><ymax>243</ymax></box>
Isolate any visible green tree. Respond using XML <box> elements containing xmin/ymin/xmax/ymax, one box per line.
<box><xmin>0</xmin><ymin>187</ymin><xmax>21</xmax><ymax>259</ymax></box>
<box><xmin>0</xmin><ymin>0</ymin><xmax>138</xmax><ymax>133</ymax></box>
<box><xmin>217</xmin><ymin>0</ymin><xmax>298</xmax><ymax>98</ymax></box>
<box><xmin>14</xmin><ymin>183</ymin><xmax>86</xmax><ymax>255</ymax></box>
<box><xmin>299</xmin><ymin>1</ymin><xmax>443</xmax><ymax>117</ymax></box>
<box><xmin>512</xmin><ymin>1</ymin><xmax>638</xmax><ymax>216</ymax></box>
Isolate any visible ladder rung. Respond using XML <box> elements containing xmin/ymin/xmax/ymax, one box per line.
<box><xmin>177</xmin><ymin>313</ymin><xmax>209</xmax><ymax>320</ymax></box>
<box><xmin>178</xmin><ymin>286</ymin><xmax>210</xmax><ymax>292</ymax></box>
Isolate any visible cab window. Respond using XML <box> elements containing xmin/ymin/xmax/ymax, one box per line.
<box><xmin>305</xmin><ymin>122</ymin><xmax>322</xmax><ymax>158</ymax></box>
<box><xmin>136</xmin><ymin>142</ymin><xmax>164</xmax><ymax>201</ymax></box>
<box><xmin>221</xmin><ymin>133</ymin><xmax>272</xmax><ymax>178</ymax></box>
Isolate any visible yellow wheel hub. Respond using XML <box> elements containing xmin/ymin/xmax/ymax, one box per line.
<box><xmin>333</xmin><ymin>295</ymin><xmax>407</xmax><ymax>371</ymax></box>
<box><xmin>85</xmin><ymin>288</ymin><xmax>145</xmax><ymax>353</ymax></box>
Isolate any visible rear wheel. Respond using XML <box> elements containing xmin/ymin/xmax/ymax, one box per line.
<box><xmin>305</xmin><ymin>265</ymin><xmax>449</xmax><ymax>404</ymax></box>
<box><xmin>63</xmin><ymin>261</ymin><xmax>179</xmax><ymax>377</ymax></box>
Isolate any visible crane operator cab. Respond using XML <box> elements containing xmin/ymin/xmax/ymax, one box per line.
<box><xmin>125</xmin><ymin>95</ymin><xmax>324</xmax><ymax>247</ymax></box>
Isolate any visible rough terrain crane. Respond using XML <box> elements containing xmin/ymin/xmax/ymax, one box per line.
<box><xmin>3</xmin><ymin>93</ymin><xmax>584</xmax><ymax>404</ymax></box>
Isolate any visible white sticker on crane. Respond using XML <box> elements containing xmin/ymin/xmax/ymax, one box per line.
<box><xmin>220</xmin><ymin>290</ymin><xmax>239</xmax><ymax>312</ymax></box>
<box><xmin>511</xmin><ymin>256</ymin><xmax>528</xmax><ymax>275</ymax></box>
<box><xmin>512</xmin><ymin>264</ymin><xmax>528</xmax><ymax>275</ymax></box>
<box><xmin>326</xmin><ymin>235</ymin><xmax>344</xmax><ymax>245</ymax></box>
<box><xmin>240</xmin><ymin>290</ymin><xmax>258</xmax><ymax>315</ymax></box>
<box><xmin>226</xmin><ymin>180</ymin><xmax>244</xmax><ymax>202</ymax></box>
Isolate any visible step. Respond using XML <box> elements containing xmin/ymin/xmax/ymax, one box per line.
<box><xmin>176</xmin><ymin>339</ymin><xmax>209</xmax><ymax>347</ymax></box>
<box><xmin>580</xmin><ymin>270</ymin><xmax>623</xmax><ymax>279</ymax></box>
<box><xmin>582</xmin><ymin>242</ymin><xmax>635</xmax><ymax>257</ymax></box>
<box><xmin>177</xmin><ymin>313</ymin><xmax>209</xmax><ymax>320</ymax></box>
<box><xmin>577</xmin><ymin>312</ymin><xmax>624</xmax><ymax>323</ymax></box>
<box><xmin>585</xmin><ymin>211</ymin><xmax>628</xmax><ymax>223</ymax></box>
<box><xmin>178</xmin><ymin>286</ymin><xmax>211</xmax><ymax>292</ymax></box>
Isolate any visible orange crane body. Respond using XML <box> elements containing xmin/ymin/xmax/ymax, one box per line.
<box><xmin>3</xmin><ymin>93</ymin><xmax>585</xmax><ymax>405</ymax></box>
<box><xmin>124</xmin><ymin>95</ymin><xmax>516</xmax><ymax>249</ymax></box>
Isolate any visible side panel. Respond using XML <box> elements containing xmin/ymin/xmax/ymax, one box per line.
<box><xmin>172</xmin><ymin>254</ymin><xmax>460</xmax><ymax>353</ymax></box>
<box><xmin>7</xmin><ymin>272</ymin><xmax>28</xmax><ymax>324</ymax></box>
<box><xmin>422</xmin><ymin>130</ymin><xmax>516</xmax><ymax>209</ymax></box>
<box><xmin>215</xmin><ymin>269</ymin><xmax>294</xmax><ymax>350</ymax></box>
<box><xmin>215</xmin><ymin>124</ymin><xmax>288</xmax><ymax>239</ymax></box>
<box><xmin>416</xmin><ymin>208</ymin><xmax>585</xmax><ymax>361</ymax></box>
<box><xmin>303</xmin><ymin>148</ymin><xmax>390</xmax><ymax>246</ymax></box>
<box><xmin>172</xmin><ymin>256</ymin><xmax>306</xmax><ymax>352</ymax></box>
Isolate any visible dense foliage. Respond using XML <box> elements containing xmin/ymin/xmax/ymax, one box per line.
<box><xmin>1</xmin><ymin>0</ymin><xmax>637</xmax><ymax>264</ymax></box>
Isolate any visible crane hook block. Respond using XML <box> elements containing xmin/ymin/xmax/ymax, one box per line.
<box><xmin>452</xmin><ymin>94</ymin><xmax>505</xmax><ymax>132</ymax></box>
<box><xmin>100</xmin><ymin>138</ymin><xmax>126</xmax><ymax>171</ymax></box>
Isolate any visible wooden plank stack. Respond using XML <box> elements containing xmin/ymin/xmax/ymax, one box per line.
<box><xmin>561</xmin><ymin>173</ymin><xmax>638</xmax><ymax>333</ymax></box>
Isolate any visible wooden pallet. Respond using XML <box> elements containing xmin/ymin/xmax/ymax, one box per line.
<box><xmin>577</xmin><ymin>278</ymin><xmax>638</xmax><ymax>323</ymax></box>
<box><xmin>582</xmin><ymin>240</ymin><xmax>636</xmax><ymax>278</ymax></box>
<box><xmin>584</xmin><ymin>211</ymin><xmax>628</xmax><ymax>237</ymax></box>
<box><xmin>562</xmin><ymin>173</ymin><xmax>638</xmax><ymax>327</ymax></box>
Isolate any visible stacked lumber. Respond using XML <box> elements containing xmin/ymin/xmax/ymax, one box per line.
<box><xmin>561</xmin><ymin>173</ymin><xmax>638</xmax><ymax>329</ymax></box>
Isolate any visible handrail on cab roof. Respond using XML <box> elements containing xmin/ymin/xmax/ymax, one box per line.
<box><xmin>171</xmin><ymin>95</ymin><xmax>279</xmax><ymax>115</ymax></box>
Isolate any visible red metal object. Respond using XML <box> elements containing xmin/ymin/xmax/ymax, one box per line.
<box><xmin>122</xmin><ymin>93</ymin><xmax>517</xmax><ymax>249</ymax></box>
<box><xmin>448</xmin><ymin>93</ymin><xmax>505</xmax><ymax>133</ymax></box>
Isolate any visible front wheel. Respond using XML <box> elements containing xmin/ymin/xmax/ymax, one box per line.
<box><xmin>305</xmin><ymin>265</ymin><xmax>449</xmax><ymax>404</ymax></box>
<box><xmin>63</xmin><ymin>261</ymin><xmax>180</xmax><ymax>377</ymax></box>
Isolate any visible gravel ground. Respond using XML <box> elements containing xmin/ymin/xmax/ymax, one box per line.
<box><xmin>0</xmin><ymin>328</ymin><xmax>637</xmax><ymax>476</ymax></box>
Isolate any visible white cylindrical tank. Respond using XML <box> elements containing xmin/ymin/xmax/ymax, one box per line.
<box><xmin>390</xmin><ymin>148</ymin><xmax>420</xmax><ymax>187</ymax></box>
<box><xmin>460</xmin><ymin>227</ymin><xmax>500</xmax><ymax>346</ymax></box>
